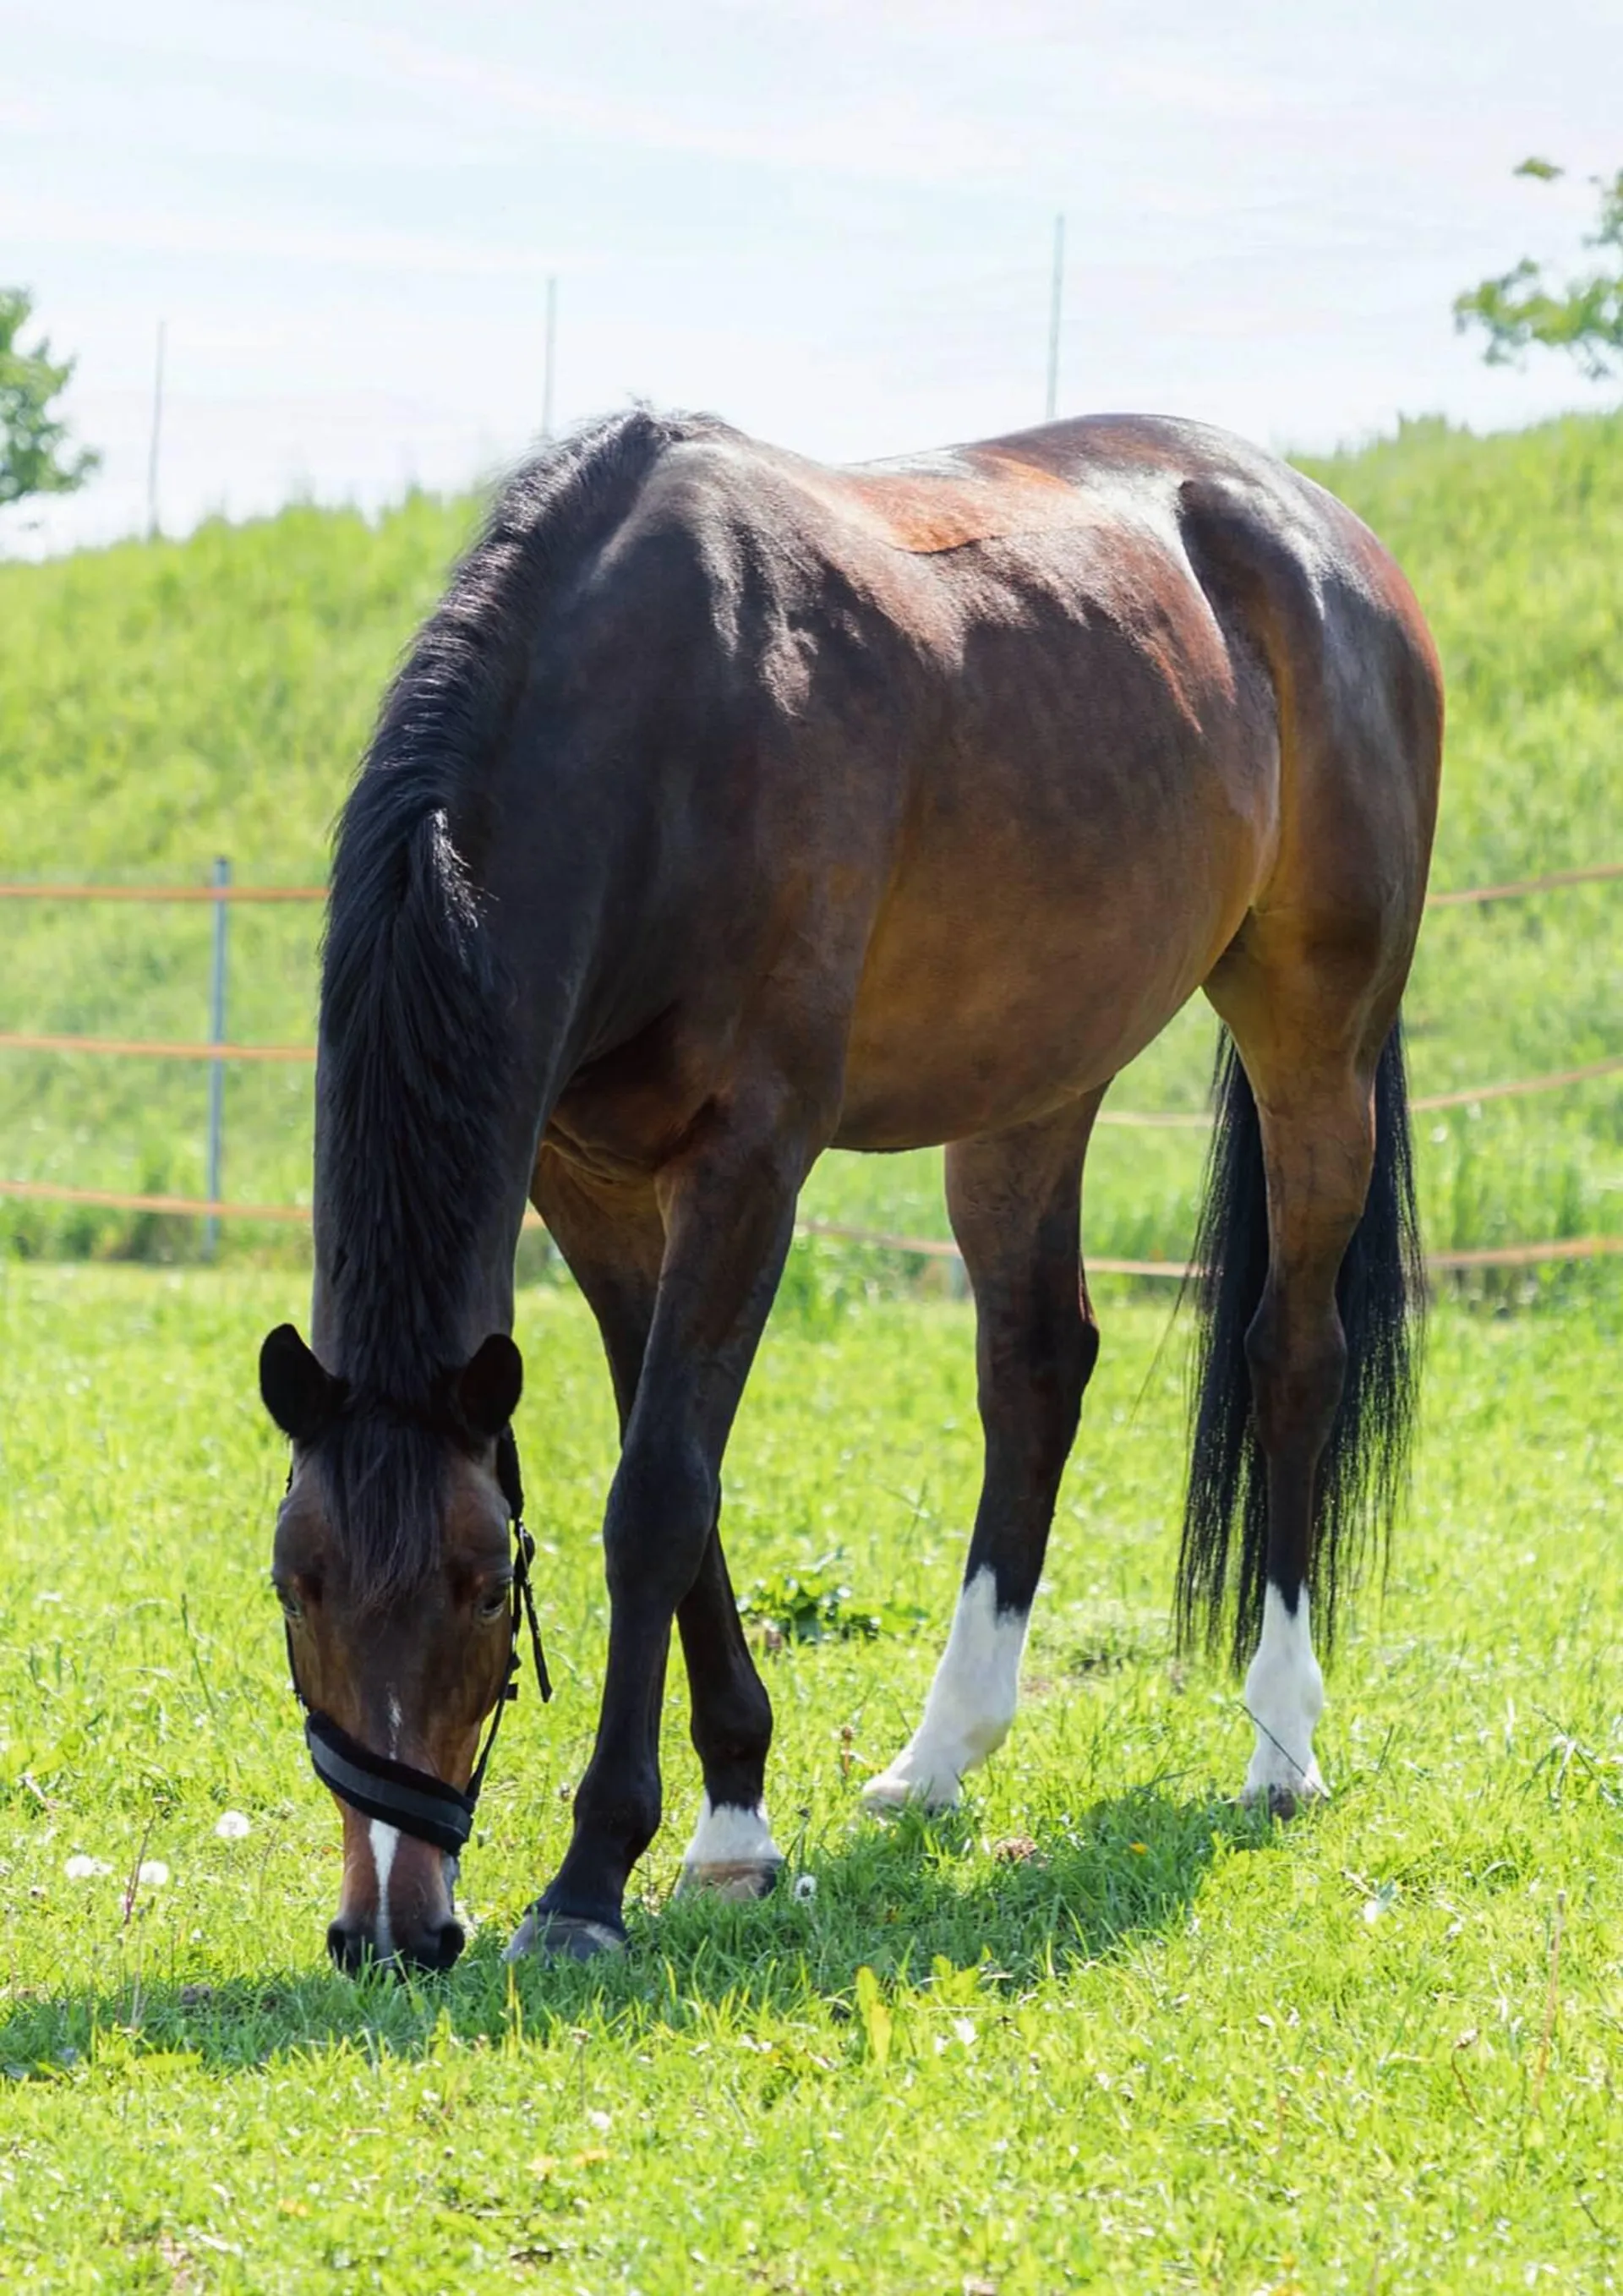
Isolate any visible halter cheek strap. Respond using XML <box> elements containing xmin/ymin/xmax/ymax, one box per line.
<box><xmin>283</xmin><ymin>1424</ymin><xmax>552</xmax><ymax>1861</ymax></box>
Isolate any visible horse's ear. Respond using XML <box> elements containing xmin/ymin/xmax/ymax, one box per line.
<box><xmin>260</xmin><ymin>1324</ymin><xmax>343</xmax><ymax>1444</ymax></box>
<box><xmin>453</xmin><ymin>1333</ymin><xmax>524</xmax><ymax>1440</ymax></box>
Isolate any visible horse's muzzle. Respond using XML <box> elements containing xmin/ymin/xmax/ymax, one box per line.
<box><xmin>326</xmin><ymin>1911</ymin><xmax>467</xmax><ymax>1976</ymax></box>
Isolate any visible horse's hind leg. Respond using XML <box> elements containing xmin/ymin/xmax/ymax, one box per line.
<box><xmin>863</xmin><ymin>1092</ymin><xmax>1105</xmax><ymax>1812</ymax></box>
<box><xmin>1202</xmin><ymin>951</ymin><xmax>1404</xmax><ymax>1812</ymax></box>
<box><xmin>524</xmin><ymin>1152</ymin><xmax>781</xmax><ymax>1907</ymax></box>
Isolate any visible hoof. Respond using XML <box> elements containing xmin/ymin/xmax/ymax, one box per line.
<box><xmin>503</xmin><ymin>1909</ymin><xmax>626</xmax><ymax>1963</ymax></box>
<box><xmin>861</xmin><ymin>1766</ymin><xmax>960</xmax><ymax>1816</ymax></box>
<box><xmin>1243</xmin><ymin>1779</ymin><xmax>1328</xmax><ymax>1822</ymax></box>
<box><xmin>676</xmin><ymin>1856</ymin><xmax>783</xmax><ymax>1903</ymax></box>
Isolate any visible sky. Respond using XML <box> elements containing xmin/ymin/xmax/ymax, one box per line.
<box><xmin>3</xmin><ymin>0</ymin><xmax>1620</xmax><ymax>555</ymax></box>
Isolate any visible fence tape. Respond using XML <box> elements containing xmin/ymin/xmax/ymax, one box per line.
<box><xmin>0</xmin><ymin>1178</ymin><xmax>311</xmax><ymax>1223</ymax></box>
<box><xmin>0</xmin><ymin>1031</ymin><xmax>316</xmax><ymax>1064</ymax></box>
<box><xmin>1</xmin><ymin>1178</ymin><xmax>1618</xmax><ymax>1274</ymax></box>
<box><xmin>1425</xmin><ymin>860</ymin><xmax>1623</xmax><ymax>907</ymax></box>
<box><xmin>0</xmin><ymin>883</ymin><xmax>325</xmax><ymax>903</ymax></box>
<box><xmin>1097</xmin><ymin>1051</ymin><xmax>1623</xmax><ymax>1128</ymax></box>
<box><xmin>4</xmin><ymin>1030</ymin><xmax>1615</xmax><ymax>1127</ymax></box>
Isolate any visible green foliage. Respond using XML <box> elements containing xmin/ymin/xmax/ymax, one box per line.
<box><xmin>0</xmin><ymin>414</ymin><xmax>1618</xmax><ymax>1277</ymax></box>
<box><xmin>1454</xmin><ymin>162</ymin><xmax>1623</xmax><ymax>380</ymax></box>
<box><xmin>736</xmin><ymin>1551</ymin><xmax>926</xmax><ymax>1643</ymax></box>
<box><xmin>0</xmin><ymin>289</ymin><xmax>99</xmax><ymax>515</ymax></box>
<box><xmin>0</xmin><ymin>1270</ymin><xmax>1620</xmax><ymax>2288</ymax></box>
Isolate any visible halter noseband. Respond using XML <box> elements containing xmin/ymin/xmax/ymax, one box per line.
<box><xmin>283</xmin><ymin>1424</ymin><xmax>552</xmax><ymax>1863</ymax></box>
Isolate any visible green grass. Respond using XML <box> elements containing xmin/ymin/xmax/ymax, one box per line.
<box><xmin>0</xmin><ymin>412</ymin><xmax>1619</xmax><ymax>1269</ymax></box>
<box><xmin>1</xmin><ymin>1264</ymin><xmax>1620</xmax><ymax>2290</ymax></box>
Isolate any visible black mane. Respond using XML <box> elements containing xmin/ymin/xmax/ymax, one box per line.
<box><xmin>312</xmin><ymin>406</ymin><xmax>707</xmax><ymax>1601</ymax></box>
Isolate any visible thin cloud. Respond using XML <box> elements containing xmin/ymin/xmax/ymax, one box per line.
<box><xmin>15</xmin><ymin>195</ymin><xmax>571</xmax><ymax>280</ymax></box>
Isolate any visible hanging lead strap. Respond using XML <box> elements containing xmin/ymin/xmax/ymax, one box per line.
<box><xmin>496</xmin><ymin>1424</ymin><xmax>551</xmax><ymax>1705</ymax></box>
<box><xmin>516</xmin><ymin>1524</ymin><xmax>552</xmax><ymax>1703</ymax></box>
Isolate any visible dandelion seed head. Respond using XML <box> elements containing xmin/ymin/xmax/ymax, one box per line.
<box><xmin>63</xmin><ymin>1855</ymin><xmax>110</xmax><ymax>1880</ymax></box>
<box><xmin>214</xmin><ymin>1812</ymin><xmax>251</xmax><ymax>1840</ymax></box>
<box><xmin>137</xmin><ymin>1860</ymin><xmax>171</xmax><ymax>1889</ymax></box>
<box><xmin>793</xmin><ymin>1873</ymin><xmax>817</xmax><ymax>1902</ymax></box>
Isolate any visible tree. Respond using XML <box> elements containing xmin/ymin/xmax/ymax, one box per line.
<box><xmin>0</xmin><ymin>288</ymin><xmax>100</xmax><ymax>511</ymax></box>
<box><xmin>1455</xmin><ymin>161</ymin><xmax>1623</xmax><ymax>382</ymax></box>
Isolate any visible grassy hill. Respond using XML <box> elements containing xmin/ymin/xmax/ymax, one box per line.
<box><xmin>0</xmin><ymin>411</ymin><xmax>1619</xmax><ymax>1282</ymax></box>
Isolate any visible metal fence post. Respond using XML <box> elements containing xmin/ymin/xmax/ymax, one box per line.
<box><xmin>204</xmin><ymin>856</ymin><xmax>230</xmax><ymax>1258</ymax></box>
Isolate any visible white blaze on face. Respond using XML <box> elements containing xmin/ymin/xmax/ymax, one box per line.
<box><xmin>862</xmin><ymin>1567</ymin><xmax>1027</xmax><ymax>1812</ymax></box>
<box><xmin>1243</xmin><ymin>1583</ymin><xmax>1327</xmax><ymax>1805</ymax></box>
<box><xmin>368</xmin><ymin>1819</ymin><xmax>401</xmax><ymax>1960</ymax></box>
<box><xmin>361</xmin><ymin>1689</ymin><xmax>405</xmax><ymax>1959</ymax></box>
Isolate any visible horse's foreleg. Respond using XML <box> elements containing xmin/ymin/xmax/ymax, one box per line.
<box><xmin>509</xmin><ymin>1107</ymin><xmax>812</xmax><ymax>1957</ymax></box>
<box><xmin>673</xmin><ymin>1528</ymin><xmax>783</xmax><ymax>1899</ymax></box>
<box><xmin>527</xmin><ymin>1153</ymin><xmax>779</xmax><ymax>1896</ymax></box>
<box><xmin>863</xmin><ymin>1094</ymin><xmax>1104</xmax><ymax>1813</ymax></box>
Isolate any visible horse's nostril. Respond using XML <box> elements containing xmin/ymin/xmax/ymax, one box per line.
<box><xmin>408</xmin><ymin>1919</ymin><xmax>466</xmax><ymax>1973</ymax></box>
<box><xmin>326</xmin><ymin>1918</ymin><xmax>373</xmax><ymax>1974</ymax></box>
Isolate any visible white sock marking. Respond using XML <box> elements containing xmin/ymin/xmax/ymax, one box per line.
<box><xmin>863</xmin><ymin>1568</ymin><xmax>1027</xmax><ymax>1812</ymax></box>
<box><xmin>677</xmin><ymin>1793</ymin><xmax>783</xmax><ymax>1900</ymax></box>
<box><xmin>1243</xmin><ymin>1584</ymin><xmax>1326</xmax><ymax>1804</ymax></box>
<box><xmin>368</xmin><ymin>1819</ymin><xmax>400</xmax><ymax>1960</ymax></box>
<box><xmin>680</xmin><ymin>1794</ymin><xmax>783</xmax><ymax>1872</ymax></box>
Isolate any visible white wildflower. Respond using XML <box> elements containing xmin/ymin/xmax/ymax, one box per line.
<box><xmin>586</xmin><ymin>2108</ymin><xmax>612</xmax><ymax>2133</ymax></box>
<box><xmin>137</xmin><ymin>1860</ymin><xmax>171</xmax><ymax>1888</ymax></box>
<box><xmin>214</xmin><ymin>1811</ymin><xmax>251</xmax><ymax>1840</ymax></box>
<box><xmin>793</xmin><ymin>1873</ymin><xmax>817</xmax><ymax>1902</ymax></box>
<box><xmin>63</xmin><ymin>1855</ymin><xmax>111</xmax><ymax>1880</ymax></box>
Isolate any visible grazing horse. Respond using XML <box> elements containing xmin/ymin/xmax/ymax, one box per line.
<box><xmin>260</xmin><ymin>407</ymin><xmax>1440</xmax><ymax>1971</ymax></box>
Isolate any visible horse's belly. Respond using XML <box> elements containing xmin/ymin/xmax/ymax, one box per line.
<box><xmin>832</xmin><ymin>835</ymin><xmax>1251</xmax><ymax>1152</ymax></box>
<box><xmin>833</xmin><ymin>969</ymin><xmax>1194</xmax><ymax>1152</ymax></box>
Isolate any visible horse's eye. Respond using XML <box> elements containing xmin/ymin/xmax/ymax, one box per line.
<box><xmin>276</xmin><ymin>1585</ymin><xmax>303</xmax><ymax>1621</ymax></box>
<box><xmin>479</xmin><ymin>1584</ymin><xmax>511</xmax><ymax>1622</ymax></box>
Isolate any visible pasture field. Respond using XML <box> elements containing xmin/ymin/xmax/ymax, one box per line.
<box><xmin>0</xmin><ymin>1261</ymin><xmax>1619</xmax><ymax>2292</ymax></box>
<box><xmin>0</xmin><ymin>409</ymin><xmax>1620</xmax><ymax>1272</ymax></box>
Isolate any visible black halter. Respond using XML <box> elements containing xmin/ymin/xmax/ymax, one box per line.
<box><xmin>283</xmin><ymin>1425</ymin><xmax>551</xmax><ymax>1861</ymax></box>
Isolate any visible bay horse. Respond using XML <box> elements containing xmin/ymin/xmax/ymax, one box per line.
<box><xmin>260</xmin><ymin>407</ymin><xmax>1440</xmax><ymax>1971</ymax></box>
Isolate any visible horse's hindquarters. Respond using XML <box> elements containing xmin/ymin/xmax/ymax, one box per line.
<box><xmin>833</xmin><ymin>586</ymin><xmax>1278</xmax><ymax>1151</ymax></box>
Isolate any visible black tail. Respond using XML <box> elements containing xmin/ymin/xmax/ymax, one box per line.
<box><xmin>1175</xmin><ymin>1023</ymin><xmax>1424</xmax><ymax>1669</ymax></box>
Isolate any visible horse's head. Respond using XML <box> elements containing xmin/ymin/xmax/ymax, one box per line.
<box><xmin>260</xmin><ymin>1322</ymin><xmax>528</xmax><ymax>1975</ymax></box>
